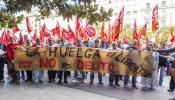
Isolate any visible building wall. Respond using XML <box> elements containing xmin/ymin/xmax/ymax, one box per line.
<box><xmin>97</xmin><ymin>0</ymin><xmax>175</xmax><ymax>30</ymax></box>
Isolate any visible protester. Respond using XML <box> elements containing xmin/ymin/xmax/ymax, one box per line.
<box><xmin>57</xmin><ymin>38</ymin><xmax>69</xmax><ymax>84</ymax></box>
<box><xmin>47</xmin><ymin>38</ymin><xmax>56</xmax><ymax>83</ymax></box>
<box><xmin>72</xmin><ymin>39</ymin><xmax>87</xmax><ymax>83</ymax></box>
<box><xmin>0</xmin><ymin>41</ymin><xmax>6</xmax><ymax>82</ymax></box>
<box><xmin>167</xmin><ymin>54</ymin><xmax>175</xmax><ymax>92</ymax></box>
<box><xmin>83</xmin><ymin>40</ymin><xmax>89</xmax><ymax>81</ymax></box>
<box><xmin>158</xmin><ymin>42</ymin><xmax>168</xmax><ymax>86</ymax></box>
<box><xmin>25</xmin><ymin>39</ymin><xmax>33</xmax><ymax>82</ymax></box>
<box><xmin>117</xmin><ymin>41</ymin><xmax>123</xmax><ymax>80</ymax></box>
<box><xmin>123</xmin><ymin>40</ymin><xmax>138</xmax><ymax>89</ymax></box>
<box><xmin>6</xmin><ymin>37</ymin><xmax>20</xmax><ymax>84</ymax></box>
<box><xmin>154</xmin><ymin>44</ymin><xmax>175</xmax><ymax>100</ymax></box>
<box><xmin>18</xmin><ymin>40</ymin><xmax>25</xmax><ymax>81</ymax></box>
<box><xmin>90</xmin><ymin>39</ymin><xmax>103</xmax><ymax>85</ymax></box>
<box><xmin>108</xmin><ymin>42</ymin><xmax>120</xmax><ymax>86</ymax></box>
<box><xmin>100</xmin><ymin>40</ymin><xmax>106</xmax><ymax>49</ymax></box>
<box><xmin>32</xmin><ymin>39</ymin><xmax>44</xmax><ymax>83</ymax></box>
<box><xmin>141</xmin><ymin>43</ymin><xmax>159</xmax><ymax>90</ymax></box>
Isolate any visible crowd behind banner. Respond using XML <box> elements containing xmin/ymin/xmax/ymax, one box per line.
<box><xmin>0</xmin><ymin>36</ymin><xmax>175</xmax><ymax>93</ymax></box>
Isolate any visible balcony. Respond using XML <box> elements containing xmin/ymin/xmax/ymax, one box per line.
<box><xmin>141</xmin><ymin>4</ymin><xmax>175</xmax><ymax>11</ymax></box>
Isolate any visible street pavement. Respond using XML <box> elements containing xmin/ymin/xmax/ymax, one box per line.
<box><xmin>0</xmin><ymin>65</ymin><xmax>174</xmax><ymax>100</ymax></box>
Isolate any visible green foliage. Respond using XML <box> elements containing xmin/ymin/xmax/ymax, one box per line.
<box><xmin>2</xmin><ymin>0</ymin><xmax>113</xmax><ymax>26</ymax></box>
<box><xmin>0</xmin><ymin>11</ymin><xmax>24</xmax><ymax>28</ymax></box>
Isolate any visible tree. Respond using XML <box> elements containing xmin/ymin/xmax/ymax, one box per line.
<box><xmin>1</xmin><ymin>0</ymin><xmax>113</xmax><ymax>27</ymax></box>
<box><xmin>0</xmin><ymin>11</ymin><xmax>24</xmax><ymax>28</ymax></box>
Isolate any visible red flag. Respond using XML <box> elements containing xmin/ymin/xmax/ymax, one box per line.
<box><xmin>32</xmin><ymin>29</ymin><xmax>37</xmax><ymax>41</ymax></box>
<box><xmin>8</xmin><ymin>30</ymin><xmax>17</xmax><ymax>42</ymax></box>
<box><xmin>40</xmin><ymin>31</ymin><xmax>44</xmax><ymax>43</ymax></box>
<box><xmin>62</xmin><ymin>28</ymin><xmax>70</xmax><ymax>41</ymax></box>
<box><xmin>4</xmin><ymin>30</ymin><xmax>10</xmax><ymax>44</ymax></box>
<box><xmin>41</xmin><ymin>23</ymin><xmax>50</xmax><ymax>37</ymax></box>
<box><xmin>19</xmin><ymin>32</ymin><xmax>24</xmax><ymax>42</ymax></box>
<box><xmin>100</xmin><ymin>22</ymin><xmax>108</xmax><ymax>42</ymax></box>
<box><xmin>133</xmin><ymin>19</ymin><xmax>138</xmax><ymax>40</ymax></box>
<box><xmin>51</xmin><ymin>21</ymin><xmax>60</xmax><ymax>37</ymax></box>
<box><xmin>152</xmin><ymin>4</ymin><xmax>159</xmax><ymax>34</ymax></box>
<box><xmin>108</xmin><ymin>23</ymin><xmax>113</xmax><ymax>43</ymax></box>
<box><xmin>68</xmin><ymin>24</ymin><xmax>76</xmax><ymax>43</ymax></box>
<box><xmin>122</xmin><ymin>34</ymin><xmax>129</xmax><ymax>43</ymax></box>
<box><xmin>85</xmin><ymin>19</ymin><xmax>96</xmax><ymax>37</ymax></box>
<box><xmin>26</xmin><ymin>17</ymin><xmax>32</xmax><ymax>33</ymax></box>
<box><xmin>112</xmin><ymin>7</ymin><xmax>124</xmax><ymax>41</ymax></box>
<box><xmin>75</xmin><ymin>16</ymin><xmax>81</xmax><ymax>37</ymax></box>
<box><xmin>140</xmin><ymin>24</ymin><xmax>147</xmax><ymax>36</ymax></box>
<box><xmin>79</xmin><ymin>26</ymin><xmax>84</xmax><ymax>39</ymax></box>
<box><xmin>132</xmin><ymin>20</ymin><xmax>141</xmax><ymax>48</ymax></box>
<box><xmin>86</xmin><ymin>26</ymin><xmax>96</xmax><ymax>37</ymax></box>
<box><xmin>0</xmin><ymin>30</ymin><xmax>5</xmax><ymax>43</ymax></box>
<box><xmin>13</xmin><ymin>25</ymin><xmax>20</xmax><ymax>33</ymax></box>
<box><xmin>170</xmin><ymin>28</ymin><xmax>174</xmax><ymax>43</ymax></box>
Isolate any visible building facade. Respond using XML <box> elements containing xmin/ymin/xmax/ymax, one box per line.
<box><xmin>97</xmin><ymin>0</ymin><xmax>175</xmax><ymax>29</ymax></box>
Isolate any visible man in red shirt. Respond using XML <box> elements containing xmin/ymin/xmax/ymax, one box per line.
<box><xmin>6</xmin><ymin>37</ymin><xmax>20</xmax><ymax>84</ymax></box>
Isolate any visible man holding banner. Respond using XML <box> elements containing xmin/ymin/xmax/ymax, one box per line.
<box><xmin>108</xmin><ymin>42</ymin><xmax>120</xmax><ymax>86</ymax></box>
<box><xmin>58</xmin><ymin>38</ymin><xmax>69</xmax><ymax>84</ymax></box>
<box><xmin>90</xmin><ymin>39</ymin><xmax>103</xmax><ymax>85</ymax></box>
<box><xmin>47</xmin><ymin>38</ymin><xmax>57</xmax><ymax>83</ymax></box>
<box><xmin>32</xmin><ymin>38</ymin><xmax>44</xmax><ymax>83</ymax></box>
<box><xmin>25</xmin><ymin>39</ymin><xmax>33</xmax><ymax>82</ymax></box>
<box><xmin>124</xmin><ymin>40</ymin><xmax>138</xmax><ymax>89</ymax></box>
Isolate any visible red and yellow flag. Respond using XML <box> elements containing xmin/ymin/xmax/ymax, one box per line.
<box><xmin>133</xmin><ymin>19</ymin><xmax>138</xmax><ymax>40</ymax></box>
<box><xmin>152</xmin><ymin>4</ymin><xmax>159</xmax><ymax>34</ymax></box>
<box><xmin>140</xmin><ymin>24</ymin><xmax>147</xmax><ymax>36</ymax></box>
<box><xmin>112</xmin><ymin>7</ymin><xmax>124</xmax><ymax>41</ymax></box>
<box><xmin>100</xmin><ymin>21</ymin><xmax>108</xmax><ymax>42</ymax></box>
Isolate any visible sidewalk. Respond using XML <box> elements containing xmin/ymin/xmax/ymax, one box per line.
<box><xmin>0</xmin><ymin>65</ymin><xmax>174</xmax><ymax>100</ymax></box>
<box><xmin>0</xmin><ymin>75</ymin><xmax>174</xmax><ymax>100</ymax></box>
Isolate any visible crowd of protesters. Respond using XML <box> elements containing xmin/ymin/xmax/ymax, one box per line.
<box><xmin>0</xmin><ymin>36</ymin><xmax>175</xmax><ymax>96</ymax></box>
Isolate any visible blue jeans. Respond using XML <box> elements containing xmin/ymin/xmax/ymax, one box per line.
<box><xmin>38</xmin><ymin>71</ymin><xmax>44</xmax><ymax>80</ymax></box>
<box><xmin>90</xmin><ymin>72</ymin><xmax>102</xmax><ymax>83</ymax></box>
<box><xmin>32</xmin><ymin>71</ymin><xmax>37</xmax><ymax>81</ymax></box>
<box><xmin>159</xmin><ymin>67</ymin><xmax>165</xmax><ymax>86</ymax></box>
<box><xmin>32</xmin><ymin>70</ymin><xmax>44</xmax><ymax>81</ymax></box>
<box><xmin>124</xmin><ymin>75</ymin><xmax>137</xmax><ymax>86</ymax></box>
<box><xmin>109</xmin><ymin>74</ymin><xmax>120</xmax><ymax>84</ymax></box>
<box><xmin>74</xmin><ymin>71</ymin><xmax>85</xmax><ymax>79</ymax></box>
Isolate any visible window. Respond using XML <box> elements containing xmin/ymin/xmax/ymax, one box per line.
<box><xmin>146</xmin><ymin>20</ymin><xmax>150</xmax><ymax>26</ymax></box>
<box><xmin>114</xmin><ymin>13</ymin><xmax>118</xmax><ymax>16</ymax></box>
<box><xmin>161</xmin><ymin>20</ymin><xmax>166</xmax><ymax>27</ymax></box>
<box><xmin>161</xmin><ymin>10</ymin><xmax>166</xmax><ymax>18</ymax></box>
<box><xmin>146</xmin><ymin>3</ymin><xmax>150</xmax><ymax>9</ymax></box>
<box><xmin>145</xmin><ymin>11</ymin><xmax>150</xmax><ymax>19</ymax></box>
<box><xmin>126</xmin><ymin>11</ymin><xmax>131</xmax><ymax>15</ymax></box>
<box><xmin>162</xmin><ymin>1</ymin><xmax>166</xmax><ymax>7</ymax></box>
<box><xmin>146</xmin><ymin>21</ymin><xmax>150</xmax><ymax>29</ymax></box>
<box><xmin>133</xmin><ymin>11</ymin><xmax>138</xmax><ymax>14</ymax></box>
